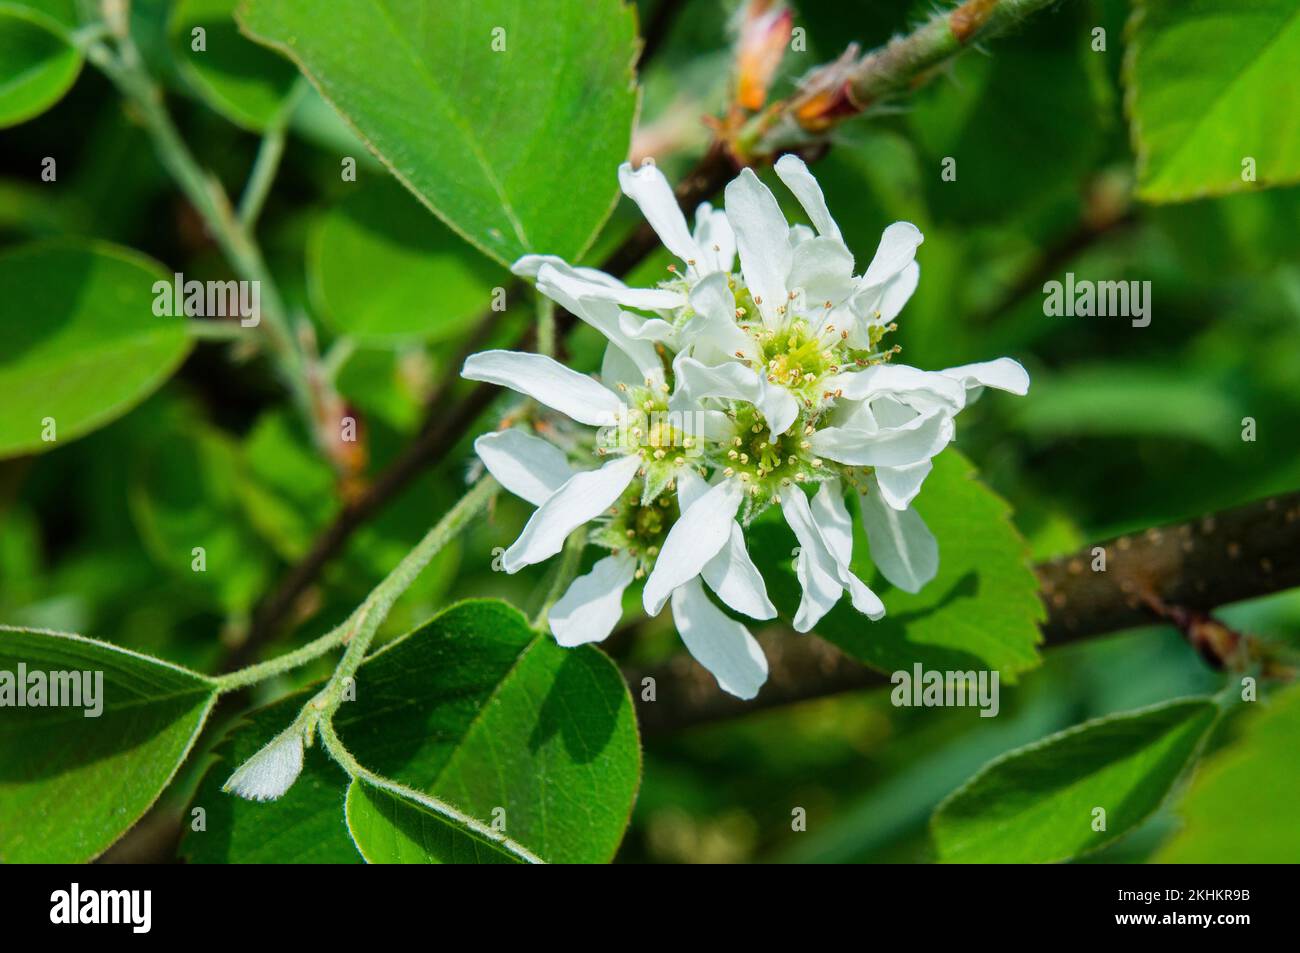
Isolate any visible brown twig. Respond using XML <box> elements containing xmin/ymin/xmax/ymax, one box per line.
<box><xmin>629</xmin><ymin>490</ymin><xmax>1300</xmax><ymax>735</ymax></box>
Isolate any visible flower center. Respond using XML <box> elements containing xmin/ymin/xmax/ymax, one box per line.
<box><xmin>592</xmin><ymin>481</ymin><xmax>679</xmax><ymax>575</ymax></box>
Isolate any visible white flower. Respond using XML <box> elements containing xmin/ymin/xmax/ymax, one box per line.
<box><xmin>463</xmin><ymin>157</ymin><xmax>1030</xmax><ymax>700</ymax></box>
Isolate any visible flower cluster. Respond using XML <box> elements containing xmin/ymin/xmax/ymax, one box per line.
<box><xmin>464</xmin><ymin>157</ymin><xmax>1028</xmax><ymax>699</ymax></box>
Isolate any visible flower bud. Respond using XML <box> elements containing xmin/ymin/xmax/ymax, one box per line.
<box><xmin>736</xmin><ymin>1</ymin><xmax>793</xmax><ymax>111</ymax></box>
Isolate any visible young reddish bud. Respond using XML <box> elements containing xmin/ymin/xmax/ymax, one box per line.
<box><xmin>736</xmin><ymin>2</ymin><xmax>793</xmax><ymax>111</ymax></box>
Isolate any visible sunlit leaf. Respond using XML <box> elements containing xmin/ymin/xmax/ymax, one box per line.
<box><xmin>237</xmin><ymin>0</ymin><xmax>639</xmax><ymax>265</ymax></box>
<box><xmin>0</xmin><ymin>242</ymin><xmax>192</xmax><ymax>459</ymax></box>
<box><xmin>1126</xmin><ymin>0</ymin><xmax>1300</xmax><ymax>201</ymax></box>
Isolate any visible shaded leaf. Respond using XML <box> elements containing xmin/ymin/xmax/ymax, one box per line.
<box><xmin>0</xmin><ymin>627</ymin><xmax>217</xmax><ymax>862</ymax></box>
<box><xmin>0</xmin><ymin>3</ymin><xmax>82</xmax><ymax>128</ymax></box>
<box><xmin>932</xmin><ymin>697</ymin><xmax>1218</xmax><ymax>863</ymax></box>
<box><xmin>170</xmin><ymin>0</ymin><xmax>297</xmax><ymax>130</ymax></box>
<box><xmin>344</xmin><ymin>779</ymin><xmax>520</xmax><ymax>863</ymax></box>
<box><xmin>183</xmin><ymin>600</ymin><xmax>640</xmax><ymax>863</ymax></box>
<box><xmin>308</xmin><ymin>179</ymin><xmax>505</xmax><ymax>343</ymax></box>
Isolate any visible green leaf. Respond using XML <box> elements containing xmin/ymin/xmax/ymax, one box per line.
<box><xmin>1126</xmin><ymin>0</ymin><xmax>1300</xmax><ymax>202</ymax></box>
<box><xmin>751</xmin><ymin>449</ymin><xmax>1044</xmax><ymax>679</ymax></box>
<box><xmin>0</xmin><ymin>4</ymin><xmax>83</xmax><ymax>128</ymax></box>
<box><xmin>0</xmin><ymin>241</ymin><xmax>192</xmax><ymax>459</ymax></box>
<box><xmin>1156</xmin><ymin>685</ymin><xmax>1300</xmax><ymax>862</ymax></box>
<box><xmin>308</xmin><ymin>179</ymin><xmax>506</xmax><ymax>344</ymax></box>
<box><xmin>169</xmin><ymin>0</ymin><xmax>298</xmax><ymax>130</ymax></box>
<box><xmin>183</xmin><ymin>600</ymin><xmax>640</xmax><ymax>863</ymax></box>
<box><xmin>0</xmin><ymin>626</ymin><xmax>217</xmax><ymax>863</ymax></box>
<box><xmin>128</xmin><ymin>414</ymin><xmax>278</xmax><ymax>617</ymax></box>
<box><xmin>344</xmin><ymin>779</ymin><xmax>520</xmax><ymax>863</ymax></box>
<box><xmin>237</xmin><ymin>0</ymin><xmax>639</xmax><ymax>265</ymax></box>
<box><xmin>182</xmin><ymin>699</ymin><xmax>364</xmax><ymax>864</ymax></box>
<box><xmin>932</xmin><ymin>697</ymin><xmax>1218</xmax><ymax>863</ymax></box>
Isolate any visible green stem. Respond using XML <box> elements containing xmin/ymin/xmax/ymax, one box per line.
<box><xmin>214</xmin><ymin>476</ymin><xmax>498</xmax><ymax>695</ymax></box>
<box><xmin>536</xmin><ymin>295</ymin><xmax>556</xmax><ymax>359</ymax></box>
<box><xmin>188</xmin><ymin>320</ymin><xmax>252</xmax><ymax>342</ymax></box>
<box><xmin>213</xmin><ymin>623</ymin><xmax>351</xmax><ymax>693</ymax></box>
<box><xmin>531</xmin><ymin>530</ymin><xmax>585</xmax><ymax>630</ymax></box>
<box><xmin>238</xmin><ymin>79</ymin><xmax>307</xmax><ymax>229</ymax></box>
<box><xmin>82</xmin><ymin>32</ymin><xmax>317</xmax><ymax>432</ymax></box>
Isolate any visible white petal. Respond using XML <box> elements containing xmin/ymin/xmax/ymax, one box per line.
<box><xmin>474</xmin><ymin>430</ymin><xmax>573</xmax><ymax>507</ymax></box>
<box><xmin>685</xmin><ymin>271</ymin><xmax>757</xmax><ymax>364</ymax></box>
<box><xmin>860</xmin><ymin>482</ymin><xmax>938</xmax><ymax>593</ymax></box>
<box><xmin>810</xmin><ymin>479</ymin><xmax>853</xmax><ymax>567</ymax></box>
<box><xmin>874</xmin><ymin>459</ymin><xmax>932</xmax><ymax>510</ymax></box>
<box><xmin>826</xmin><ymin>363</ymin><xmax>966</xmax><ymax>410</ymax></box>
<box><xmin>675</xmin><ymin>466</ymin><xmax>709</xmax><ymax>510</ymax></box>
<box><xmin>670</xmin><ymin>354</ymin><xmax>762</xmax><ymax>409</ymax></box>
<box><xmin>692</xmin><ymin>201</ymin><xmax>736</xmax><ymax>274</ymax></box>
<box><xmin>618</xmin><ymin>311</ymin><xmax>677</xmax><ymax>344</ymax></box>
<box><xmin>724</xmin><ymin>168</ymin><xmax>791</xmax><ymax>328</ymax></box>
<box><xmin>463</xmin><ymin>350</ymin><xmax>623</xmax><ymax>427</ymax></box>
<box><xmin>774</xmin><ymin>153</ymin><xmax>843</xmax><ymax>243</ymax></box>
<box><xmin>787</xmin><ymin>237</ymin><xmax>856</xmax><ymax>308</ymax></box>
<box><xmin>535</xmin><ymin>264</ymin><xmax>665</xmax><ymax>383</ymax></box>
<box><xmin>601</xmin><ymin>342</ymin><xmax>642</xmax><ymax>390</ymax></box>
<box><xmin>861</xmin><ymin>222</ymin><xmax>923</xmax><ymax>289</ymax></box>
<box><xmin>619</xmin><ymin>161</ymin><xmax>700</xmax><ymax>266</ymax></box>
<box><xmin>671</xmin><ymin>578</ymin><xmax>768</xmax><ymax>700</ymax></box>
<box><xmin>855</xmin><ymin>260</ymin><xmax>920</xmax><ymax>327</ymax></box>
<box><xmin>871</xmin><ymin>394</ymin><xmax>921</xmax><ymax>427</ymax></box>
<box><xmin>788</xmin><ymin>223</ymin><xmax>816</xmax><ymax>247</ymax></box>
<box><xmin>511</xmin><ymin>254</ymin><xmax>624</xmax><ymax>287</ymax></box>
<box><xmin>703</xmin><ymin>524</ymin><xmax>777</xmax><ymax>620</ymax></box>
<box><xmin>671</xmin><ymin>355</ymin><xmax>797</xmax><ymax>439</ymax></box>
<box><xmin>643</xmin><ymin>478</ymin><xmax>744</xmax><ymax>615</ymax></box>
<box><xmin>810</xmin><ymin>411</ymin><xmax>951</xmax><ymax>467</ymax></box>
<box><xmin>223</xmin><ymin>728</ymin><xmax>304</xmax><ymax>802</ymax></box>
<box><xmin>940</xmin><ymin>357</ymin><xmax>1031</xmax><ymax>396</ymax></box>
<box><xmin>536</xmin><ymin>260</ymin><xmax>684</xmax><ymax>312</ymax></box>
<box><xmin>810</xmin><ymin>480</ymin><xmax>885</xmax><ymax>619</ymax></box>
<box><xmin>877</xmin><ymin>260</ymin><xmax>919</xmax><ymax>321</ymax></box>
<box><xmin>779</xmin><ymin>485</ymin><xmax>844</xmax><ymax>632</ymax></box>
<box><xmin>756</xmin><ymin>378</ymin><xmax>799</xmax><ymax>439</ymax></box>
<box><xmin>549</xmin><ymin>553</ymin><xmax>637</xmax><ymax>647</ymax></box>
<box><xmin>503</xmin><ymin>454</ymin><xmax>641</xmax><ymax>572</ymax></box>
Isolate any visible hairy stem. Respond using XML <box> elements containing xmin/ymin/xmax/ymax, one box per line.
<box><xmin>216</xmin><ymin>476</ymin><xmax>498</xmax><ymax>695</ymax></box>
<box><xmin>740</xmin><ymin>0</ymin><xmax>1064</xmax><ymax>156</ymax></box>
